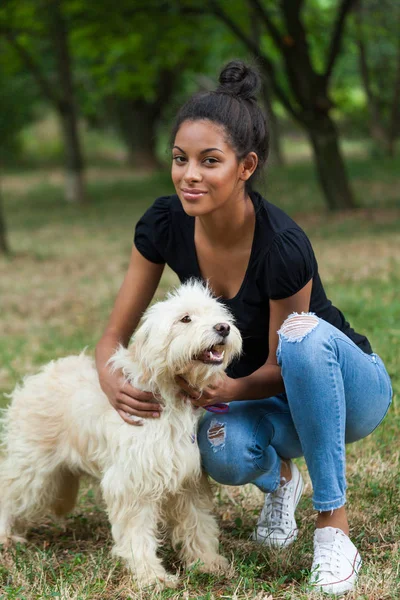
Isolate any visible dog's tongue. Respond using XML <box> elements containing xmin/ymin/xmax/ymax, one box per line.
<box><xmin>198</xmin><ymin>348</ymin><xmax>224</xmax><ymax>364</ymax></box>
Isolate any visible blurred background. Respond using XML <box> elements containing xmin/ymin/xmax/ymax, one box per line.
<box><xmin>1</xmin><ymin>1</ymin><xmax>399</xmax><ymax>380</ymax></box>
<box><xmin>1</xmin><ymin>0</ymin><xmax>400</xmax><ymax>215</ymax></box>
<box><xmin>0</xmin><ymin>2</ymin><xmax>399</xmax><ymax>598</ymax></box>
<box><xmin>1</xmin><ymin>0</ymin><xmax>399</xmax><ymax>397</ymax></box>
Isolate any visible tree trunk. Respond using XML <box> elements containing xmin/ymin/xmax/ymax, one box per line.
<box><xmin>113</xmin><ymin>98</ymin><xmax>161</xmax><ymax>170</ymax></box>
<box><xmin>356</xmin><ymin>30</ymin><xmax>391</xmax><ymax>155</ymax></box>
<box><xmin>248</xmin><ymin>0</ymin><xmax>285</xmax><ymax>166</ymax></box>
<box><xmin>355</xmin><ymin>3</ymin><xmax>400</xmax><ymax>157</ymax></box>
<box><xmin>308</xmin><ymin>114</ymin><xmax>356</xmax><ymax>211</ymax></box>
<box><xmin>4</xmin><ymin>10</ymin><xmax>85</xmax><ymax>203</ymax></box>
<box><xmin>388</xmin><ymin>37</ymin><xmax>400</xmax><ymax>156</ymax></box>
<box><xmin>261</xmin><ymin>77</ymin><xmax>285</xmax><ymax>166</ymax></box>
<box><xmin>211</xmin><ymin>0</ymin><xmax>357</xmax><ymax>210</ymax></box>
<box><xmin>0</xmin><ymin>180</ymin><xmax>10</xmax><ymax>256</ymax></box>
<box><xmin>58</xmin><ymin>108</ymin><xmax>85</xmax><ymax>202</ymax></box>
<box><xmin>49</xmin><ymin>0</ymin><xmax>86</xmax><ymax>203</ymax></box>
<box><xmin>110</xmin><ymin>68</ymin><xmax>178</xmax><ymax>170</ymax></box>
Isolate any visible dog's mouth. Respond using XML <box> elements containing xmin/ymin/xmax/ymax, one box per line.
<box><xmin>195</xmin><ymin>344</ymin><xmax>225</xmax><ymax>365</ymax></box>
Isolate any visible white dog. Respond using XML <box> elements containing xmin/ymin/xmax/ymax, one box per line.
<box><xmin>0</xmin><ymin>281</ymin><xmax>242</xmax><ymax>588</ymax></box>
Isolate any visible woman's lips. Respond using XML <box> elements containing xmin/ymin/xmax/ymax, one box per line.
<box><xmin>181</xmin><ymin>189</ymin><xmax>207</xmax><ymax>201</ymax></box>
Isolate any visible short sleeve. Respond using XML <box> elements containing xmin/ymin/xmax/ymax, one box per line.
<box><xmin>134</xmin><ymin>196</ymin><xmax>171</xmax><ymax>264</ymax></box>
<box><xmin>265</xmin><ymin>228</ymin><xmax>316</xmax><ymax>300</ymax></box>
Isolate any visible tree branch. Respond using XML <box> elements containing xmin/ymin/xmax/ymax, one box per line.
<box><xmin>324</xmin><ymin>0</ymin><xmax>357</xmax><ymax>84</ymax></box>
<box><xmin>354</xmin><ymin>7</ymin><xmax>375</xmax><ymax>109</ymax></box>
<box><xmin>247</xmin><ymin>0</ymin><xmax>284</xmax><ymax>50</ymax></box>
<box><xmin>2</xmin><ymin>30</ymin><xmax>62</xmax><ymax>110</ymax></box>
<box><xmin>0</xmin><ymin>177</ymin><xmax>11</xmax><ymax>256</ymax></box>
<box><xmin>208</xmin><ymin>2</ymin><xmax>303</xmax><ymax>122</ymax></box>
<box><xmin>390</xmin><ymin>35</ymin><xmax>400</xmax><ymax>140</ymax></box>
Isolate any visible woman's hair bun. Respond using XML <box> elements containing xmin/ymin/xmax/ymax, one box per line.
<box><xmin>170</xmin><ymin>58</ymin><xmax>269</xmax><ymax>192</ymax></box>
<box><xmin>217</xmin><ymin>60</ymin><xmax>261</xmax><ymax>101</ymax></box>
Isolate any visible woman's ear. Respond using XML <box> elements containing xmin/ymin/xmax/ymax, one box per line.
<box><xmin>239</xmin><ymin>152</ymin><xmax>258</xmax><ymax>181</ymax></box>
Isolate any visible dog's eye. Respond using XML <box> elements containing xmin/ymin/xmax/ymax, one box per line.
<box><xmin>180</xmin><ymin>315</ymin><xmax>191</xmax><ymax>323</ymax></box>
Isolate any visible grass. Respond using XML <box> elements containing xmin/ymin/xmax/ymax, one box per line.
<box><xmin>0</xmin><ymin>141</ymin><xmax>399</xmax><ymax>598</ymax></box>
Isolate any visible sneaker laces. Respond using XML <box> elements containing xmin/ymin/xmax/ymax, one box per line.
<box><xmin>313</xmin><ymin>534</ymin><xmax>344</xmax><ymax>576</ymax></box>
<box><xmin>258</xmin><ymin>477</ymin><xmax>291</xmax><ymax>534</ymax></box>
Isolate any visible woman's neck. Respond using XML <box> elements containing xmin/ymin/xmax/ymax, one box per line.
<box><xmin>196</xmin><ymin>191</ymin><xmax>255</xmax><ymax>249</ymax></box>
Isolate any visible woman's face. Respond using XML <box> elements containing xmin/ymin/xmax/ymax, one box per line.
<box><xmin>171</xmin><ymin>119</ymin><xmax>250</xmax><ymax>217</ymax></box>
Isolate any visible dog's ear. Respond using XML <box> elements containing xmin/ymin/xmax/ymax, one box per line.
<box><xmin>130</xmin><ymin>321</ymin><xmax>146</xmax><ymax>352</ymax></box>
<box><xmin>108</xmin><ymin>322</ymin><xmax>155</xmax><ymax>389</ymax></box>
<box><xmin>129</xmin><ymin>314</ymin><xmax>172</xmax><ymax>391</ymax></box>
<box><xmin>130</xmin><ymin>320</ymin><xmax>165</xmax><ymax>385</ymax></box>
<box><xmin>129</xmin><ymin>320</ymin><xmax>151</xmax><ymax>375</ymax></box>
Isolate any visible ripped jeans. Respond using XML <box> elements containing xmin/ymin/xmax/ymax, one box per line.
<box><xmin>198</xmin><ymin>315</ymin><xmax>393</xmax><ymax>511</ymax></box>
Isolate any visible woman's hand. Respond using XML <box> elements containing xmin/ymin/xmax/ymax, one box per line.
<box><xmin>99</xmin><ymin>367</ymin><xmax>162</xmax><ymax>425</ymax></box>
<box><xmin>175</xmin><ymin>373</ymin><xmax>241</xmax><ymax>408</ymax></box>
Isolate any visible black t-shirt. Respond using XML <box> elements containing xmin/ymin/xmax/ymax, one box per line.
<box><xmin>134</xmin><ymin>191</ymin><xmax>372</xmax><ymax>378</ymax></box>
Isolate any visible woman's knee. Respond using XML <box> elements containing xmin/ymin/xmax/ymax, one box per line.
<box><xmin>197</xmin><ymin>413</ymin><xmax>275</xmax><ymax>486</ymax></box>
<box><xmin>198</xmin><ymin>416</ymin><xmax>240</xmax><ymax>484</ymax></box>
<box><xmin>277</xmin><ymin>313</ymin><xmax>330</xmax><ymax>367</ymax></box>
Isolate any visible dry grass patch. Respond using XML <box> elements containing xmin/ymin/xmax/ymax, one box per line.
<box><xmin>0</xmin><ymin>454</ymin><xmax>398</xmax><ymax>599</ymax></box>
<box><xmin>0</xmin><ymin>166</ymin><xmax>399</xmax><ymax>598</ymax></box>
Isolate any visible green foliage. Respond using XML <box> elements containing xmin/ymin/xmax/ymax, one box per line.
<box><xmin>0</xmin><ymin>41</ymin><xmax>39</xmax><ymax>162</ymax></box>
<box><xmin>356</xmin><ymin>0</ymin><xmax>400</xmax><ymax>100</ymax></box>
<box><xmin>68</xmin><ymin>1</ymin><xmax>228</xmax><ymax>119</ymax></box>
<box><xmin>332</xmin><ymin>0</ymin><xmax>400</xmax><ymax>139</ymax></box>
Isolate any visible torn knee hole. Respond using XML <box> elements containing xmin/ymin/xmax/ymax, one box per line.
<box><xmin>278</xmin><ymin>312</ymin><xmax>319</xmax><ymax>343</ymax></box>
<box><xmin>207</xmin><ymin>420</ymin><xmax>225</xmax><ymax>448</ymax></box>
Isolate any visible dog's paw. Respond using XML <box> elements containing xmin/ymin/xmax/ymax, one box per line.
<box><xmin>189</xmin><ymin>553</ymin><xmax>229</xmax><ymax>574</ymax></box>
<box><xmin>138</xmin><ymin>572</ymin><xmax>179</xmax><ymax>590</ymax></box>
<box><xmin>157</xmin><ymin>572</ymin><xmax>179</xmax><ymax>589</ymax></box>
<box><xmin>0</xmin><ymin>534</ymin><xmax>27</xmax><ymax>548</ymax></box>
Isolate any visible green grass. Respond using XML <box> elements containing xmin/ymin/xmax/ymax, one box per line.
<box><xmin>0</xmin><ymin>148</ymin><xmax>399</xmax><ymax>599</ymax></box>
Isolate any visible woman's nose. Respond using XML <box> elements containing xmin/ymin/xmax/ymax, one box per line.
<box><xmin>183</xmin><ymin>161</ymin><xmax>202</xmax><ymax>182</ymax></box>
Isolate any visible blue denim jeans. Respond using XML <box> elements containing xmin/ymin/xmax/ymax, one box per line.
<box><xmin>198</xmin><ymin>317</ymin><xmax>393</xmax><ymax>511</ymax></box>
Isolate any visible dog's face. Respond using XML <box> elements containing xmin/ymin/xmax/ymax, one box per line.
<box><xmin>130</xmin><ymin>281</ymin><xmax>242</xmax><ymax>392</ymax></box>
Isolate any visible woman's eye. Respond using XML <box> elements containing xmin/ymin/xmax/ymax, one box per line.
<box><xmin>180</xmin><ymin>315</ymin><xmax>191</xmax><ymax>323</ymax></box>
<box><xmin>173</xmin><ymin>156</ymin><xmax>186</xmax><ymax>164</ymax></box>
<box><xmin>204</xmin><ymin>157</ymin><xmax>218</xmax><ymax>165</ymax></box>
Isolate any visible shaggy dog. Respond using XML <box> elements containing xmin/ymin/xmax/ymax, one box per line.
<box><xmin>0</xmin><ymin>281</ymin><xmax>242</xmax><ymax>588</ymax></box>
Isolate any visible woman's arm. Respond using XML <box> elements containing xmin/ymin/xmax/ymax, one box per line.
<box><xmin>234</xmin><ymin>279</ymin><xmax>313</xmax><ymax>400</ymax></box>
<box><xmin>180</xmin><ymin>280</ymin><xmax>313</xmax><ymax>405</ymax></box>
<box><xmin>96</xmin><ymin>245</ymin><xmax>165</xmax><ymax>423</ymax></box>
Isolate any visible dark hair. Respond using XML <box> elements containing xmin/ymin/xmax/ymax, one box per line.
<box><xmin>170</xmin><ymin>60</ymin><xmax>269</xmax><ymax>192</ymax></box>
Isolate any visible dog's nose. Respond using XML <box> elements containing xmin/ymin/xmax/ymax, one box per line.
<box><xmin>214</xmin><ymin>322</ymin><xmax>230</xmax><ymax>338</ymax></box>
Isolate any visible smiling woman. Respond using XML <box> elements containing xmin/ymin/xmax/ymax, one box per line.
<box><xmin>171</xmin><ymin>120</ymin><xmax>257</xmax><ymax>220</ymax></box>
<box><xmin>94</xmin><ymin>60</ymin><xmax>393</xmax><ymax>594</ymax></box>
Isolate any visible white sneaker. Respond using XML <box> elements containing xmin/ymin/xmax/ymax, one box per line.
<box><xmin>251</xmin><ymin>460</ymin><xmax>304</xmax><ymax>548</ymax></box>
<box><xmin>310</xmin><ymin>527</ymin><xmax>362</xmax><ymax>595</ymax></box>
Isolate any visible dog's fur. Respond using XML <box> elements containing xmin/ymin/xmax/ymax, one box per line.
<box><xmin>0</xmin><ymin>281</ymin><xmax>242</xmax><ymax>588</ymax></box>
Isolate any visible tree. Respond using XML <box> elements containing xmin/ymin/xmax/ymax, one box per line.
<box><xmin>215</xmin><ymin>0</ymin><xmax>359</xmax><ymax>210</ymax></box>
<box><xmin>70</xmin><ymin>4</ymin><xmax>184</xmax><ymax>169</ymax></box>
<box><xmin>72</xmin><ymin>0</ymin><xmax>287</xmax><ymax>171</ymax></box>
<box><xmin>0</xmin><ymin>182</ymin><xmax>10</xmax><ymax>255</ymax></box>
<box><xmin>355</xmin><ymin>0</ymin><xmax>400</xmax><ymax>155</ymax></box>
<box><xmin>0</xmin><ymin>40</ymin><xmax>39</xmax><ymax>255</ymax></box>
<box><xmin>70</xmin><ymin>1</ymin><xmax>244</xmax><ymax>171</ymax></box>
<box><xmin>1</xmin><ymin>0</ymin><xmax>86</xmax><ymax>203</ymax></box>
<box><xmin>179</xmin><ymin>0</ymin><xmax>358</xmax><ymax>210</ymax></box>
<box><xmin>248</xmin><ymin>0</ymin><xmax>285</xmax><ymax>166</ymax></box>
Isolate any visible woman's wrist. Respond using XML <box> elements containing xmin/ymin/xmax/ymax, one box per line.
<box><xmin>229</xmin><ymin>376</ymin><xmax>250</xmax><ymax>402</ymax></box>
<box><xmin>231</xmin><ymin>364</ymin><xmax>284</xmax><ymax>402</ymax></box>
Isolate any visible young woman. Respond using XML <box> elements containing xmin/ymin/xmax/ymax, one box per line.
<box><xmin>95</xmin><ymin>61</ymin><xmax>392</xmax><ymax>595</ymax></box>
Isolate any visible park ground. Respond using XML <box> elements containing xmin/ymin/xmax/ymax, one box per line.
<box><xmin>0</xmin><ymin>128</ymin><xmax>399</xmax><ymax>599</ymax></box>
